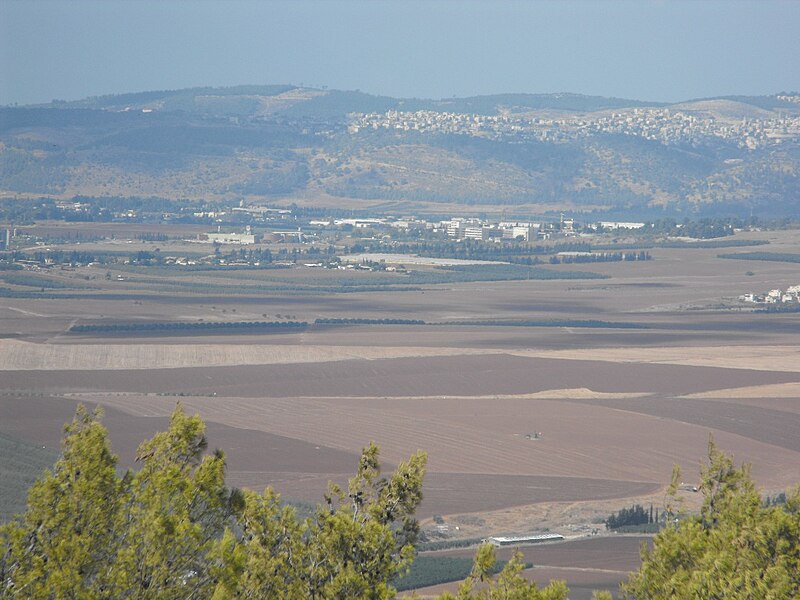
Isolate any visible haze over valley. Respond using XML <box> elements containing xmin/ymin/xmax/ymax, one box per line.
<box><xmin>2</xmin><ymin>1</ymin><xmax>799</xmax><ymax>596</ymax></box>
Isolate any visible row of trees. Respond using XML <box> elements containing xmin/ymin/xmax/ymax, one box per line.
<box><xmin>549</xmin><ymin>251</ymin><xmax>651</xmax><ymax>264</ymax></box>
<box><xmin>315</xmin><ymin>318</ymin><xmax>425</xmax><ymax>326</ymax></box>
<box><xmin>605</xmin><ymin>504</ymin><xmax>658</xmax><ymax>529</ymax></box>
<box><xmin>718</xmin><ymin>251</ymin><xmax>800</xmax><ymax>264</ymax></box>
<box><xmin>1</xmin><ymin>409</ymin><xmax>798</xmax><ymax>599</ymax></box>
<box><xmin>69</xmin><ymin>321</ymin><xmax>309</xmax><ymax>334</ymax></box>
<box><xmin>348</xmin><ymin>240</ymin><xmax>599</xmax><ymax>261</ymax></box>
<box><xmin>648</xmin><ymin>217</ymin><xmax>735</xmax><ymax>239</ymax></box>
<box><xmin>68</xmin><ymin>318</ymin><xmax>647</xmax><ymax>335</ymax></box>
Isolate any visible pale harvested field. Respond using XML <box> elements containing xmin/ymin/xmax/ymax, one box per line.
<box><xmin>683</xmin><ymin>381</ymin><xmax>800</xmax><ymax>400</ymax></box>
<box><xmin>514</xmin><ymin>345</ymin><xmax>800</xmax><ymax>373</ymax></box>
<box><xmin>0</xmin><ymin>340</ymin><xmax>500</xmax><ymax>371</ymax></box>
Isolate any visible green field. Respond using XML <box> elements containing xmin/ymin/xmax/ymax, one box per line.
<box><xmin>0</xmin><ymin>432</ymin><xmax>58</xmax><ymax>523</ymax></box>
<box><xmin>394</xmin><ymin>555</ymin><xmax>512</xmax><ymax>592</ymax></box>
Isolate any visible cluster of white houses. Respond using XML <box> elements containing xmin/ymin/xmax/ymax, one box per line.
<box><xmin>740</xmin><ymin>284</ymin><xmax>800</xmax><ymax>305</ymax></box>
<box><xmin>437</xmin><ymin>217</ymin><xmax>644</xmax><ymax>241</ymax></box>
<box><xmin>350</xmin><ymin>104</ymin><xmax>800</xmax><ymax>150</ymax></box>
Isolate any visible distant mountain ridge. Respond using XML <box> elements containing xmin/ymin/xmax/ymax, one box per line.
<box><xmin>37</xmin><ymin>86</ymin><xmax>800</xmax><ymax>117</ymax></box>
<box><xmin>1</xmin><ymin>86</ymin><xmax>798</xmax><ymax>217</ymax></box>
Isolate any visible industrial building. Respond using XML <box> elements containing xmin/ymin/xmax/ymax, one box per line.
<box><xmin>486</xmin><ymin>533</ymin><xmax>565</xmax><ymax>547</ymax></box>
<box><xmin>198</xmin><ymin>232</ymin><xmax>259</xmax><ymax>245</ymax></box>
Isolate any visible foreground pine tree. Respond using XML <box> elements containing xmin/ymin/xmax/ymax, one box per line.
<box><xmin>0</xmin><ymin>405</ymin><xmax>566</xmax><ymax>599</ymax></box>
<box><xmin>0</xmin><ymin>406</ymin><xmax>122</xmax><ymax>598</ymax></box>
<box><xmin>435</xmin><ymin>543</ymin><xmax>569</xmax><ymax>600</ymax></box>
<box><xmin>0</xmin><ymin>406</ymin><xmax>240</xmax><ymax>598</ymax></box>
<box><xmin>622</xmin><ymin>439</ymin><xmax>800</xmax><ymax>599</ymax></box>
<box><xmin>3</xmin><ymin>408</ymin><xmax>797</xmax><ymax>599</ymax></box>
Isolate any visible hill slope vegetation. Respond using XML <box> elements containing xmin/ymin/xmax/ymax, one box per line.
<box><xmin>1</xmin><ymin>87</ymin><xmax>799</xmax><ymax>216</ymax></box>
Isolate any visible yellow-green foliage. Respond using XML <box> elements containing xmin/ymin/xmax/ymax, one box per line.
<box><xmin>0</xmin><ymin>406</ymin><xmax>121</xmax><ymax>599</ymax></box>
<box><xmin>623</xmin><ymin>439</ymin><xmax>800</xmax><ymax>600</ymax></box>
<box><xmin>0</xmin><ymin>405</ymin><xmax>569</xmax><ymax>599</ymax></box>
<box><xmin>0</xmin><ymin>405</ymin><xmax>424</xmax><ymax>599</ymax></box>
<box><xmin>3</xmin><ymin>409</ymin><xmax>797</xmax><ymax>600</ymax></box>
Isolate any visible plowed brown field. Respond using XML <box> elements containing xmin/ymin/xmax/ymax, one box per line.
<box><xmin>3</xmin><ymin>231</ymin><xmax>800</xmax><ymax>549</ymax></box>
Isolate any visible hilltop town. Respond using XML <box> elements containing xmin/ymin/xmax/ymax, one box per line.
<box><xmin>349</xmin><ymin>103</ymin><xmax>800</xmax><ymax>149</ymax></box>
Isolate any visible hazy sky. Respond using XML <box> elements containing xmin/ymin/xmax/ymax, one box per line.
<box><xmin>1</xmin><ymin>0</ymin><xmax>798</xmax><ymax>106</ymax></box>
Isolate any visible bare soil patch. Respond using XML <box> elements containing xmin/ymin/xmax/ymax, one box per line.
<box><xmin>414</xmin><ymin>536</ymin><xmax>650</xmax><ymax>599</ymax></box>
<box><xmin>0</xmin><ymin>395</ymin><xmax>359</xmax><ymax>473</ymax></box>
<box><xmin>418</xmin><ymin>474</ymin><xmax>656</xmax><ymax>518</ymax></box>
<box><xmin>568</xmin><ymin>396</ymin><xmax>800</xmax><ymax>454</ymax></box>
<box><xmin>4</xmin><ymin>347</ymin><xmax>799</xmax><ymax>520</ymax></box>
<box><xmin>411</xmin><ymin>567</ymin><xmax>626</xmax><ymax>600</ymax></box>
<box><xmin>3</xmin><ymin>355</ymin><xmax>796</xmax><ymax>398</ymax></box>
<box><xmin>91</xmin><ymin>389</ymin><xmax>800</xmax><ymax>493</ymax></box>
<box><xmin>4</xmin><ymin>231</ymin><xmax>800</xmax><ymax>536</ymax></box>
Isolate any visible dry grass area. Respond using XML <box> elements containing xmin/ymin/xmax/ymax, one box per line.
<box><xmin>0</xmin><ymin>340</ymin><xmax>498</xmax><ymax>371</ymax></box>
<box><xmin>513</xmin><ymin>345</ymin><xmax>800</xmax><ymax>373</ymax></box>
<box><xmin>682</xmin><ymin>381</ymin><xmax>800</xmax><ymax>400</ymax></box>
